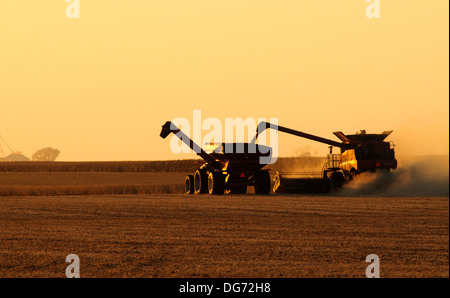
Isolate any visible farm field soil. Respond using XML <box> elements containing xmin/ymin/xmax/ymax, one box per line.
<box><xmin>0</xmin><ymin>194</ymin><xmax>447</xmax><ymax>278</ymax></box>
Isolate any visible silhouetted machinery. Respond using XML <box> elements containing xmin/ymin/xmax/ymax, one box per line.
<box><xmin>160</xmin><ymin>120</ymin><xmax>397</xmax><ymax>195</ymax></box>
<box><xmin>160</xmin><ymin>121</ymin><xmax>273</xmax><ymax>195</ymax></box>
<box><xmin>255</xmin><ymin>122</ymin><xmax>397</xmax><ymax>193</ymax></box>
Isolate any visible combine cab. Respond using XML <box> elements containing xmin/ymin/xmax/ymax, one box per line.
<box><xmin>160</xmin><ymin>121</ymin><xmax>273</xmax><ymax>195</ymax></box>
<box><xmin>254</xmin><ymin>122</ymin><xmax>397</xmax><ymax>193</ymax></box>
<box><xmin>336</xmin><ymin>130</ymin><xmax>397</xmax><ymax>176</ymax></box>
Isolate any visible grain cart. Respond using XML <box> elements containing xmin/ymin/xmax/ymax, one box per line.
<box><xmin>254</xmin><ymin>122</ymin><xmax>397</xmax><ymax>193</ymax></box>
<box><xmin>160</xmin><ymin>121</ymin><xmax>273</xmax><ymax>195</ymax></box>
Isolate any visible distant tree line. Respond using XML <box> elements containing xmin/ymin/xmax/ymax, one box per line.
<box><xmin>32</xmin><ymin>147</ymin><xmax>60</xmax><ymax>161</ymax></box>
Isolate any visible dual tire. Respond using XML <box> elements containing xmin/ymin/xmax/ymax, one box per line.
<box><xmin>185</xmin><ymin>169</ymin><xmax>209</xmax><ymax>194</ymax></box>
<box><xmin>186</xmin><ymin>169</ymin><xmax>270</xmax><ymax>195</ymax></box>
<box><xmin>186</xmin><ymin>169</ymin><xmax>226</xmax><ymax>195</ymax></box>
<box><xmin>185</xmin><ymin>175</ymin><xmax>195</xmax><ymax>194</ymax></box>
<box><xmin>194</xmin><ymin>169</ymin><xmax>209</xmax><ymax>194</ymax></box>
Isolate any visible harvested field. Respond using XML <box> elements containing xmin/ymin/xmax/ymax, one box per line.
<box><xmin>0</xmin><ymin>157</ymin><xmax>311</xmax><ymax>196</ymax></box>
<box><xmin>0</xmin><ymin>194</ymin><xmax>447</xmax><ymax>278</ymax></box>
<box><xmin>0</xmin><ymin>160</ymin><xmax>201</xmax><ymax>172</ymax></box>
<box><xmin>0</xmin><ymin>172</ymin><xmax>190</xmax><ymax>196</ymax></box>
<box><xmin>0</xmin><ymin>158</ymin><xmax>325</xmax><ymax>173</ymax></box>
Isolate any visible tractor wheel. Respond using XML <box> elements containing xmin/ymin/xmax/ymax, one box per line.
<box><xmin>348</xmin><ymin>169</ymin><xmax>357</xmax><ymax>181</ymax></box>
<box><xmin>194</xmin><ymin>169</ymin><xmax>208</xmax><ymax>194</ymax></box>
<box><xmin>185</xmin><ymin>175</ymin><xmax>195</xmax><ymax>194</ymax></box>
<box><xmin>254</xmin><ymin>170</ymin><xmax>271</xmax><ymax>195</ymax></box>
<box><xmin>330</xmin><ymin>171</ymin><xmax>345</xmax><ymax>191</ymax></box>
<box><xmin>208</xmin><ymin>172</ymin><xmax>225</xmax><ymax>195</ymax></box>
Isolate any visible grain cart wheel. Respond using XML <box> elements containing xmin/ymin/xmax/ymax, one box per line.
<box><xmin>254</xmin><ymin>170</ymin><xmax>271</xmax><ymax>195</ymax></box>
<box><xmin>194</xmin><ymin>169</ymin><xmax>209</xmax><ymax>194</ymax></box>
<box><xmin>208</xmin><ymin>172</ymin><xmax>225</xmax><ymax>195</ymax></box>
<box><xmin>185</xmin><ymin>175</ymin><xmax>195</xmax><ymax>194</ymax></box>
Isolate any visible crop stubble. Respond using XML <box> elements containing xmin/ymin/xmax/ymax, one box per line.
<box><xmin>0</xmin><ymin>194</ymin><xmax>447</xmax><ymax>278</ymax></box>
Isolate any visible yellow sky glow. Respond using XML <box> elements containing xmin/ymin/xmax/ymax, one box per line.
<box><xmin>0</xmin><ymin>1</ymin><xmax>448</xmax><ymax>161</ymax></box>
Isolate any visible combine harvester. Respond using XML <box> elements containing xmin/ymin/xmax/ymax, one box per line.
<box><xmin>254</xmin><ymin>122</ymin><xmax>398</xmax><ymax>193</ymax></box>
<box><xmin>160</xmin><ymin>120</ymin><xmax>397</xmax><ymax>195</ymax></box>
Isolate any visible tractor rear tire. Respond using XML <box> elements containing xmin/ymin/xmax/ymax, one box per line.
<box><xmin>208</xmin><ymin>172</ymin><xmax>225</xmax><ymax>195</ymax></box>
<box><xmin>194</xmin><ymin>169</ymin><xmax>208</xmax><ymax>194</ymax></box>
<box><xmin>254</xmin><ymin>170</ymin><xmax>271</xmax><ymax>195</ymax></box>
<box><xmin>185</xmin><ymin>175</ymin><xmax>195</xmax><ymax>194</ymax></box>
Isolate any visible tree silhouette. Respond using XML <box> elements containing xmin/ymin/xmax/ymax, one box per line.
<box><xmin>32</xmin><ymin>147</ymin><xmax>60</xmax><ymax>161</ymax></box>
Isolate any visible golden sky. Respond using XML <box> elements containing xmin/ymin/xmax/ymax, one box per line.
<box><xmin>0</xmin><ymin>1</ymin><xmax>448</xmax><ymax>161</ymax></box>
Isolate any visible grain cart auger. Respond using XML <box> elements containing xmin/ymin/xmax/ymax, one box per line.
<box><xmin>160</xmin><ymin>121</ymin><xmax>273</xmax><ymax>195</ymax></box>
<box><xmin>254</xmin><ymin>122</ymin><xmax>398</xmax><ymax>193</ymax></box>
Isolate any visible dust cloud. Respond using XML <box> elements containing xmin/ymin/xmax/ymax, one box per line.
<box><xmin>268</xmin><ymin>146</ymin><xmax>326</xmax><ymax>173</ymax></box>
<box><xmin>339</xmin><ymin>156</ymin><xmax>449</xmax><ymax>196</ymax></box>
<box><xmin>269</xmin><ymin>156</ymin><xmax>327</xmax><ymax>173</ymax></box>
